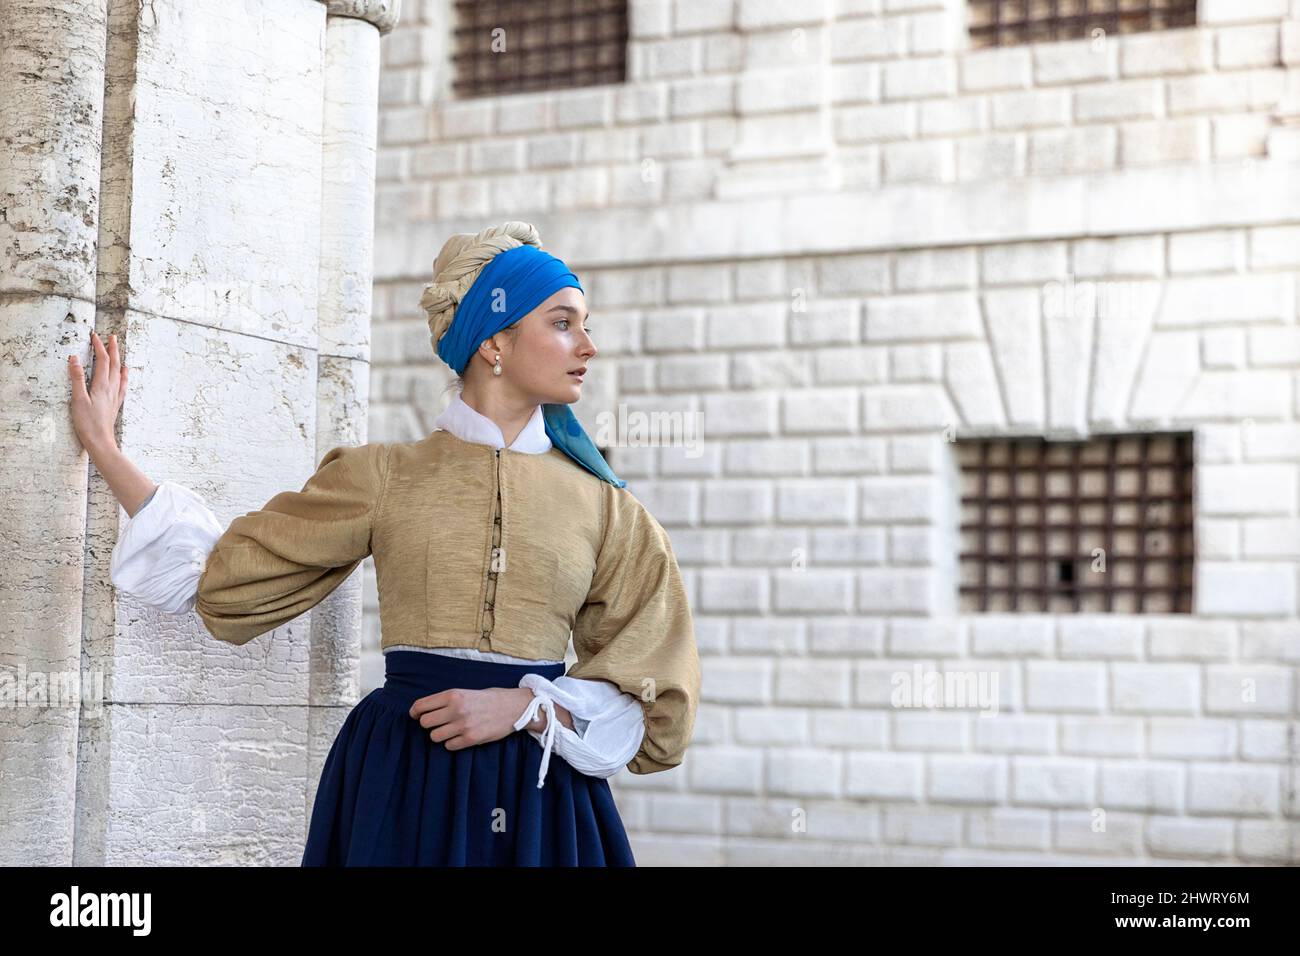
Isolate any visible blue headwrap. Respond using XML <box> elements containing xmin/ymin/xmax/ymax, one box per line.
<box><xmin>436</xmin><ymin>244</ymin><xmax>626</xmax><ymax>489</ymax></box>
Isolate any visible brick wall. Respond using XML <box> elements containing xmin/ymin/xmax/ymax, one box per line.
<box><xmin>366</xmin><ymin>0</ymin><xmax>1300</xmax><ymax>864</ymax></box>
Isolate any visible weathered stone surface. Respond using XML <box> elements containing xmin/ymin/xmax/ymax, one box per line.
<box><xmin>0</xmin><ymin>0</ymin><xmax>395</xmax><ymax>864</ymax></box>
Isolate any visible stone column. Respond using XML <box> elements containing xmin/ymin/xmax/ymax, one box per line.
<box><xmin>0</xmin><ymin>0</ymin><xmax>399</xmax><ymax>865</ymax></box>
<box><xmin>306</xmin><ymin>0</ymin><xmax>399</xmax><ymax>831</ymax></box>
<box><xmin>0</xmin><ymin>0</ymin><xmax>111</xmax><ymax>867</ymax></box>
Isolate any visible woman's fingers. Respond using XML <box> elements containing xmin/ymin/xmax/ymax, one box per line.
<box><xmin>67</xmin><ymin>355</ymin><xmax>89</xmax><ymax>404</ymax></box>
<box><xmin>89</xmin><ymin>331</ymin><xmax>122</xmax><ymax>399</ymax></box>
<box><xmin>92</xmin><ymin>331</ymin><xmax>110</xmax><ymax>393</ymax></box>
<box><xmin>88</xmin><ymin>332</ymin><xmax>104</xmax><ymax>392</ymax></box>
<box><xmin>409</xmin><ymin>688</ymin><xmax>457</xmax><ymax>721</ymax></box>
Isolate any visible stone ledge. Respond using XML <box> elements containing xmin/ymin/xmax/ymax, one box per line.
<box><xmin>376</xmin><ymin>159</ymin><xmax>1300</xmax><ymax>278</ymax></box>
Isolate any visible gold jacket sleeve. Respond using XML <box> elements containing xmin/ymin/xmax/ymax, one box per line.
<box><xmin>568</xmin><ymin>485</ymin><xmax>701</xmax><ymax>775</ymax></box>
<box><xmin>194</xmin><ymin>443</ymin><xmax>391</xmax><ymax>646</ymax></box>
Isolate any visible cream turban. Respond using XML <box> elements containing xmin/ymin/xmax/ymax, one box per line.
<box><xmin>419</xmin><ymin>220</ymin><xmax>545</xmax><ymax>368</ymax></box>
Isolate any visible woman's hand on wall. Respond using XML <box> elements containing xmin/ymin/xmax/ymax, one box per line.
<box><xmin>68</xmin><ymin>329</ymin><xmax>157</xmax><ymax>517</ymax></box>
<box><xmin>68</xmin><ymin>330</ymin><xmax>126</xmax><ymax>457</ymax></box>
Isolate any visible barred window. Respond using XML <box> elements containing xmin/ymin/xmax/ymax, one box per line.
<box><xmin>957</xmin><ymin>434</ymin><xmax>1195</xmax><ymax>613</ymax></box>
<box><xmin>451</xmin><ymin>0</ymin><xmax>629</xmax><ymax>98</ymax></box>
<box><xmin>967</xmin><ymin>0</ymin><xmax>1198</xmax><ymax>49</ymax></box>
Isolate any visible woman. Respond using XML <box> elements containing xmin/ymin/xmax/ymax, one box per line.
<box><xmin>67</xmin><ymin>221</ymin><xmax>701</xmax><ymax>866</ymax></box>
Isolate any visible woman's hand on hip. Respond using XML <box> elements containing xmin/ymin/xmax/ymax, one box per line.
<box><xmin>409</xmin><ymin>687</ymin><xmax>574</xmax><ymax>749</ymax></box>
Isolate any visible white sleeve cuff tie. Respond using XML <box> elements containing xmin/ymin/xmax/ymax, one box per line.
<box><xmin>512</xmin><ymin>674</ymin><xmax>647</xmax><ymax>789</ymax></box>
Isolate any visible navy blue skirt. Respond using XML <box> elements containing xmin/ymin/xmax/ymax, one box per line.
<box><xmin>301</xmin><ymin>649</ymin><xmax>637</xmax><ymax>866</ymax></box>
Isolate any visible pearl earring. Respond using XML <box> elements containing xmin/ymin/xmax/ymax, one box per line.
<box><xmin>493</xmin><ymin>355</ymin><xmax>502</xmax><ymax>376</ymax></box>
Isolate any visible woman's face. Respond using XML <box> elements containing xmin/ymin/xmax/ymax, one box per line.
<box><xmin>482</xmin><ymin>287</ymin><xmax>596</xmax><ymax>405</ymax></box>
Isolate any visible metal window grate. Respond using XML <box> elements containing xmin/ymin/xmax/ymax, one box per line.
<box><xmin>451</xmin><ymin>0</ymin><xmax>629</xmax><ymax>98</ymax></box>
<box><xmin>967</xmin><ymin>0</ymin><xmax>1198</xmax><ymax>49</ymax></box>
<box><xmin>957</xmin><ymin>433</ymin><xmax>1195</xmax><ymax>613</ymax></box>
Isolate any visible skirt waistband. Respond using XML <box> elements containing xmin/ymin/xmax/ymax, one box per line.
<box><xmin>379</xmin><ymin>649</ymin><xmax>566</xmax><ymax>708</ymax></box>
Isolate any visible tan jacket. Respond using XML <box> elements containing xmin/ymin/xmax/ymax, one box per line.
<box><xmin>194</xmin><ymin>429</ymin><xmax>701</xmax><ymax>775</ymax></box>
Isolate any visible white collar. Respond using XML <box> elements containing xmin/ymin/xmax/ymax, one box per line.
<box><xmin>433</xmin><ymin>393</ymin><xmax>552</xmax><ymax>454</ymax></box>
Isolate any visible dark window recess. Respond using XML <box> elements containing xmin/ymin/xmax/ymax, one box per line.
<box><xmin>452</xmin><ymin>0</ymin><xmax>629</xmax><ymax>98</ymax></box>
<box><xmin>967</xmin><ymin>0</ymin><xmax>1198</xmax><ymax>49</ymax></box>
<box><xmin>957</xmin><ymin>433</ymin><xmax>1195</xmax><ymax>613</ymax></box>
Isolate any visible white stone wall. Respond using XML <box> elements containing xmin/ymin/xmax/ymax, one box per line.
<box><xmin>370</xmin><ymin>0</ymin><xmax>1300</xmax><ymax>863</ymax></box>
<box><xmin>0</xmin><ymin>0</ymin><xmax>397</xmax><ymax>865</ymax></box>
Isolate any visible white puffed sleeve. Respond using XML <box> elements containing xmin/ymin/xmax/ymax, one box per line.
<box><xmin>512</xmin><ymin>675</ymin><xmax>646</xmax><ymax>789</ymax></box>
<box><xmin>109</xmin><ymin>482</ymin><xmax>224</xmax><ymax>615</ymax></box>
